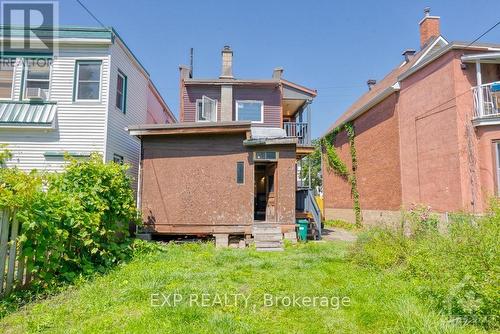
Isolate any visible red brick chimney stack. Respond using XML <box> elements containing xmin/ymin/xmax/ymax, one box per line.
<box><xmin>419</xmin><ymin>7</ymin><xmax>440</xmax><ymax>49</ymax></box>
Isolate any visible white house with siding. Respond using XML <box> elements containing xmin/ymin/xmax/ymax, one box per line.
<box><xmin>0</xmin><ymin>26</ymin><xmax>176</xmax><ymax>189</ymax></box>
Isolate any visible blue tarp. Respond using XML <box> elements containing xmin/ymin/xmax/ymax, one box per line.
<box><xmin>491</xmin><ymin>82</ymin><xmax>500</xmax><ymax>92</ymax></box>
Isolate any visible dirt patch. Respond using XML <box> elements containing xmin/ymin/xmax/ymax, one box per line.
<box><xmin>321</xmin><ymin>228</ymin><xmax>357</xmax><ymax>242</ymax></box>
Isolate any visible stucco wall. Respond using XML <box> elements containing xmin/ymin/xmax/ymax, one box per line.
<box><xmin>140</xmin><ymin>133</ymin><xmax>296</xmax><ymax>234</ymax></box>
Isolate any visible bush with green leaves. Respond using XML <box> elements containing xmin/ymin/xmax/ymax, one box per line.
<box><xmin>0</xmin><ymin>153</ymin><xmax>139</xmax><ymax>290</ymax></box>
<box><xmin>350</xmin><ymin>202</ymin><xmax>500</xmax><ymax>330</ymax></box>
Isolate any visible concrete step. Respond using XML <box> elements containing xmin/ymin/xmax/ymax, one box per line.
<box><xmin>255</xmin><ymin>241</ymin><xmax>283</xmax><ymax>248</ymax></box>
<box><xmin>254</xmin><ymin>234</ymin><xmax>283</xmax><ymax>242</ymax></box>
<box><xmin>253</xmin><ymin>222</ymin><xmax>281</xmax><ymax>228</ymax></box>
<box><xmin>256</xmin><ymin>247</ymin><xmax>284</xmax><ymax>252</ymax></box>
<box><xmin>252</xmin><ymin>227</ymin><xmax>281</xmax><ymax>234</ymax></box>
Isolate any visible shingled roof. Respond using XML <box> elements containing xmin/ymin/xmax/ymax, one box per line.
<box><xmin>324</xmin><ymin>37</ymin><xmax>443</xmax><ymax>135</ymax></box>
<box><xmin>324</xmin><ymin>37</ymin><xmax>500</xmax><ymax>137</ymax></box>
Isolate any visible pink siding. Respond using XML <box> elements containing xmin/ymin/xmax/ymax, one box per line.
<box><xmin>146</xmin><ymin>86</ymin><xmax>175</xmax><ymax>124</ymax></box>
<box><xmin>233</xmin><ymin>86</ymin><xmax>281</xmax><ymax>127</ymax></box>
<box><xmin>182</xmin><ymin>86</ymin><xmax>221</xmax><ymax>122</ymax></box>
<box><xmin>182</xmin><ymin>84</ymin><xmax>282</xmax><ymax>127</ymax></box>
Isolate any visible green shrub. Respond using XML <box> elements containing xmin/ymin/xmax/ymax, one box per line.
<box><xmin>0</xmin><ymin>153</ymin><xmax>139</xmax><ymax>290</ymax></box>
<box><xmin>403</xmin><ymin>203</ymin><xmax>440</xmax><ymax>237</ymax></box>
<box><xmin>350</xmin><ymin>228</ymin><xmax>409</xmax><ymax>269</ymax></box>
<box><xmin>324</xmin><ymin>219</ymin><xmax>360</xmax><ymax>231</ymax></box>
<box><xmin>350</xmin><ymin>202</ymin><xmax>500</xmax><ymax>330</ymax></box>
<box><xmin>0</xmin><ymin>146</ymin><xmax>11</xmax><ymax>166</ymax></box>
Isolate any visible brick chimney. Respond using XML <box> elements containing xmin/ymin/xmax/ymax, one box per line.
<box><xmin>220</xmin><ymin>45</ymin><xmax>233</xmax><ymax>79</ymax></box>
<box><xmin>419</xmin><ymin>7</ymin><xmax>440</xmax><ymax>49</ymax></box>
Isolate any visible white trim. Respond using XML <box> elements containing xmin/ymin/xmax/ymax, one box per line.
<box><xmin>74</xmin><ymin>60</ymin><xmax>102</xmax><ymax>103</ymax></box>
<box><xmin>461</xmin><ymin>52</ymin><xmax>500</xmax><ymax>63</ymax></box>
<box><xmin>235</xmin><ymin>100</ymin><xmax>264</xmax><ymax>124</ymax></box>
<box><xmin>102</xmin><ymin>54</ymin><xmax>111</xmax><ymax>163</ymax></box>
<box><xmin>195</xmin><ymin>97</ymin><xmax>218</xmax><ymax>122</ymax></box>
<box><xmin>418</xmin><ymin>15</ymin><xmax>440</xmax><ymax>25</ymax></box>
<box><xmin>0</xmin><ymin>37</ymin><xmax>112</xmax><ymax>46</ymax></box>
<box><xmin>412</xmin><ymin>36</ymin><xmax>449</xmax><ymax>67</ymax></box>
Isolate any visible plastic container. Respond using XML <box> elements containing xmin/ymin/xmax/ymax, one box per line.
<box><xmin>296</xmin><ymin>219</ymin><xmax>309</xmax><ymax>241</ymax></box>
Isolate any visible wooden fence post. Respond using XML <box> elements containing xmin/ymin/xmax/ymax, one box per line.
<box><xmin>0</xmin><ymin>209</ymin><xmax>10</xmax><ymax>295</ymax></box>
<box><xmin>5</xmin><ymin>211</ymin><xmax>19</xmax><ymax>295</ymax></box>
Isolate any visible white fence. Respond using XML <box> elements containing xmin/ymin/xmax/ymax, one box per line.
<box><xmin>0</xmin><ymin>209</ymin><xmax>30</xmax><ymax>297</ymax></box>
<box><xmin>472</xmin><ymin>82</ymin><xmax>500</xmax><ymax>118</ymax></box>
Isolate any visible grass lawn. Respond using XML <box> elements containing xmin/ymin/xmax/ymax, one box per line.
<box><xmin>0</xmin><ymin>241</ymin><xmax>489</xmax><ymax>334</ymax></box>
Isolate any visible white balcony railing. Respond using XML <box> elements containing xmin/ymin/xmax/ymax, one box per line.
<box><xmin>472</xmin><ymin>82</ymin><xmax>500</xmax><ymax>119</ymax></box>
<box><xmin>283</xmin><ymin>122</ymin><xmax>311</xmax><ymax>146</ymax></box>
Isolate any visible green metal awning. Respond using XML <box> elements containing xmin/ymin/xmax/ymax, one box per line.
<box><xmin>0</xmin><ymin>102</ymin><xmax>57</xmax><ymax>128</ymax></box>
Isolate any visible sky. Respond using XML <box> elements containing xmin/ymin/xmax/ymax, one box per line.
<box><xmin>57</xmin><ymin>0</ymin><xmax>500</xmax><ymax>138</ymax></box>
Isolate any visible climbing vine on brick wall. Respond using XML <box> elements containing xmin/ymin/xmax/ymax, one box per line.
<box><xmin>321</xmin><ymin>122</ymin><xmax>362</xmax><ymax>226</ymax></box>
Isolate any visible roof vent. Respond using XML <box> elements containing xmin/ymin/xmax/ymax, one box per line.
<box><xmin>367</xmin><ymin>79</ymin><xmax>377</xmax><ymax>91</ymax></box>
<box><xmin>402</xmin><ymin>49</ymin><xmax>417</xmax><ymax>62</ymax></box>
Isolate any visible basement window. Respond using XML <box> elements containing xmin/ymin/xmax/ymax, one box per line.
<box><xmin>236</xmin><ymin>161</ymin><xmax>244</xmax><ymax>184</ymax></box>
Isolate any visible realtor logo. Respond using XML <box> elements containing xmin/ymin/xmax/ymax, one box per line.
<box><xmin>0</xmin><ymin>0</ymin><xmax>59</xmax><ymax>56</ymax></box>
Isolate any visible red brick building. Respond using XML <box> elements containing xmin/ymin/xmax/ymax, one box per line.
<box><xmin>323</xmin><ymin>9</ymin><xmax>500</xmax><ymax>224</ymax></box>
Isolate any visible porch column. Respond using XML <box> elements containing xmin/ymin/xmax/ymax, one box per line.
<box><xmin>476</xmin><ymin>61</ymin><xmax>484</xmax><ymax>117</ymax></box>
<box><xmin>306</xmin><ymin>101</ymin><xmax>312</xmax><ymax>145</ymax></box>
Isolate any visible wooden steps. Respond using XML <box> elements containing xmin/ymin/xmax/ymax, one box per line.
<box><xmin>252</xmin><ymin>223</ymin><xmax>283</xmax><ymax>251</ymax></box>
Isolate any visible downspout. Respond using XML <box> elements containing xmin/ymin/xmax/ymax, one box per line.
<box><xmin>135</xmin><ymin>137</ymin><xmax>143</xmax><ymax>234</ymax></box>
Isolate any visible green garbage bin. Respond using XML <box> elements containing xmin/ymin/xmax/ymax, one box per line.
<box><xmin>296</xmin><ymin>219</ymin><xmax>308</xmax><ymax>241</ymax></box>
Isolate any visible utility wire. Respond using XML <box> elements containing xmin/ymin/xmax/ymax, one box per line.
<box><xmin>74</xmin><ymin>0</ymin><xmax>106</xmax><ymax>28</ymax></box>
<box><xmin>467</xmin><ymin>19</ymin><xmax>500</xmax><ymax>47</ymax></box>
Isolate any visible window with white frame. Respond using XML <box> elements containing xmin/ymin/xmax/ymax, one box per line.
<box><xmin>25</xmin><ymin>60</ymin><xmax>51</xmax><ymax>100</ymax></box>
<box><xmin>236</xmin><ymin>100</ymin><xmax>263</xmax><ymax>123</ymax></box>
<box><xmin>75</xmin><ymin>60</ymin><xmax>101</xmax><ymax>101</ymax></box>
<box><xmin>0</xmin><ymin>60</ymin><xmax>14</xmax><ymax>99</ymax></box>
<box><xmin>196</xmin><ymin>95</ymin><xmax>217</xmax><ymax>122</ymax></box>
<box><xmin>116</xmin><ymin>71</ymin><xmax>127</xmax><ymax>112</ymax></box>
